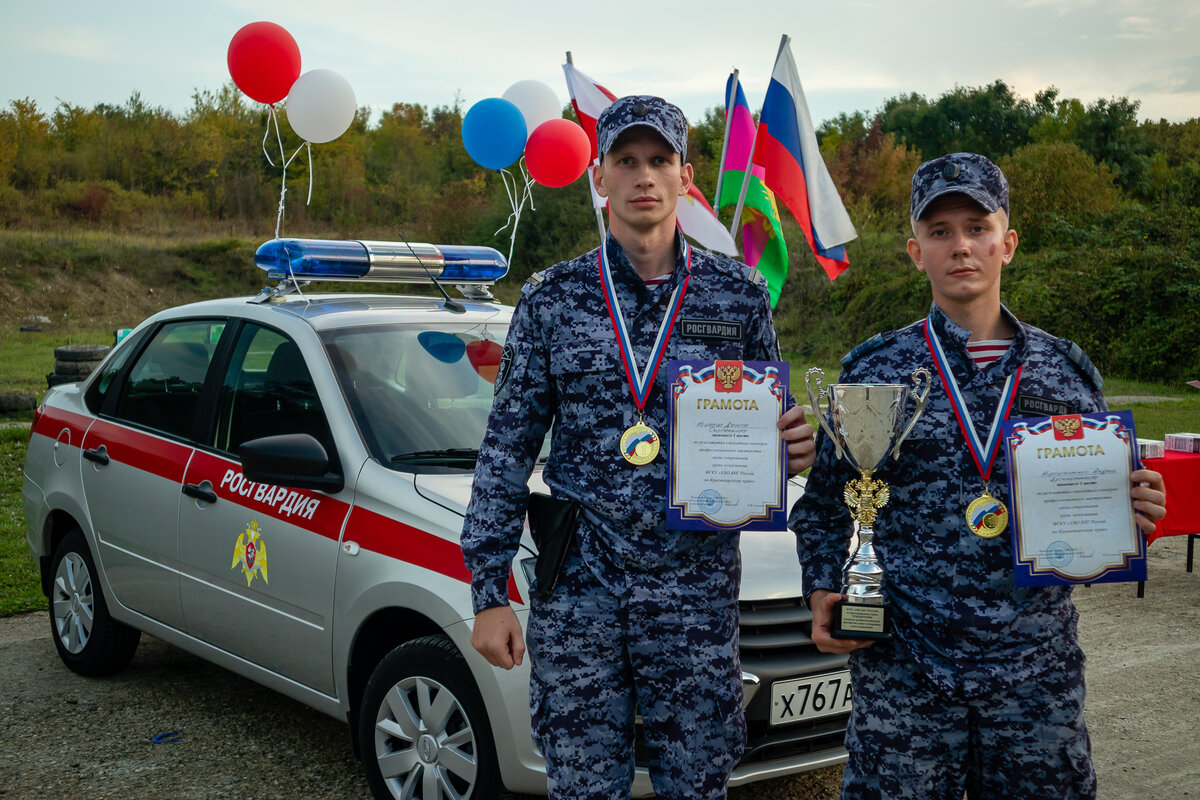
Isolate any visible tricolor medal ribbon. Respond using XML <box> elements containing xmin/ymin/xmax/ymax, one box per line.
<box><xmin>924</xmin><ymin>317</ymin><xmax>1021</xmax><ymax>537</ymax></box>
<box><xmin>599</xmin><ymin>239</ymin><xmax>691</xmax><ymax>465</ymax></box>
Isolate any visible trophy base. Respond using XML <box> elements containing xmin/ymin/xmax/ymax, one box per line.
<box><xmin>831</xmin><ymin>599</ymin><xmax>892</xmax><ymax>641</ymax></box>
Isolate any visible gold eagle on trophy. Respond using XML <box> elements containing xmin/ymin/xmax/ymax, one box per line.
<box><xmin>844</xmin><ymin>476</ymin><xmax>890</xmax><ymax>527</ymax></box>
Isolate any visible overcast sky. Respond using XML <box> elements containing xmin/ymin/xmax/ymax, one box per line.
<box><xmin>2</xmin><ymin>0</ymin><xmax>1198</xmax><ymax>129</ymax></box>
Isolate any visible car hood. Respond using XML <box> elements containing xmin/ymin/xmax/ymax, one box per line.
<box><xmin>414</xmin><ymin>471</ymin><xmax>807</xmax><ymax>602</ymax></box>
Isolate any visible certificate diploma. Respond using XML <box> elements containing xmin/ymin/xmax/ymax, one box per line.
<box><xmin>666</xmin><ymin>360</ymin><xmax>788</xmax><ymax>531</ymax></box>
<box><xmin>1002</xmin><ymin>410</ymin><xmax>1147</xmax><ymax>586</ymax></box>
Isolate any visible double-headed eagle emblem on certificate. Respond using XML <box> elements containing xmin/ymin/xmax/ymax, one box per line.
<box><xmin>715</xmin><ymin>363</ymin><xmax>743</xmax><ymax>390</ymax></box>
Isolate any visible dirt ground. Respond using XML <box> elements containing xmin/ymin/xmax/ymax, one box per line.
<box><xmin>1</xmin><ymin>534</ymin><xmax>1197</xmax><ymax>800</ymax></box>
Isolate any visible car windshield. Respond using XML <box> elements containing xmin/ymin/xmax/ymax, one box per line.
<box><xmin>323</xmin><ymin>322</ymin><xmax>535</xmax><ymax>471</ymax></box>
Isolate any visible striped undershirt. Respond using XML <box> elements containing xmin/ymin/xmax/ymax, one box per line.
<box><xmin>965</xmin><ymin>338</ymin><xmax>1013</xmax><ymax>367</ymax></box>
<box><xmin>643</xmin><ymin>275</ymin><xmax>670</xmax><ymax>288</ymax></box>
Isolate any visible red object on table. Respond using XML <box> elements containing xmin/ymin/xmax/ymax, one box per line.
<box><xmin>1142</xmin><ymin>451</ymin><xmax>1200</xmax><ymax>544</ymax></box>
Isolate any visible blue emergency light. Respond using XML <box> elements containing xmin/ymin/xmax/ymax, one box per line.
<box><xmin>254</xmin><ymin>239</ymin><xmax>508</xmax><ymax>284</ymax></box>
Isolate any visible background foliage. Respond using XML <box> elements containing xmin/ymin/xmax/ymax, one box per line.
<box><xmin>2</xmin><ymin>79</ymin><xmax>1198</xmax><ymax>383</ymax></box>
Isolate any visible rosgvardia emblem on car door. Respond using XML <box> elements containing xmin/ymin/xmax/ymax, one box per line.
<box><xmin>232</xmin><ymin>520</ymin><xmax>269</xmax><ymax>586</ymax></box>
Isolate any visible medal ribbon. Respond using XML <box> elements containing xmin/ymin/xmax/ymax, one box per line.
<box><xmin>923</xmin><ymin>316</ymin><xmax>1021</xmax><ymax>482</ymax></box>
<box><xmin>598</xmin><ymin>239</ymin><xmax>691</xmax><ymax>411</ymax></box>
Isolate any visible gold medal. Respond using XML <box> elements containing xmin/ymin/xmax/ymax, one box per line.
<box><xmin>620</xmin><ymin>421</ymin><xmax>660</xmax><ymax>465</ymax></box>
<box><xmin>966</xmin><ymin>492</ymin><xmax>1008</xmax><ymax>538</ymax></box>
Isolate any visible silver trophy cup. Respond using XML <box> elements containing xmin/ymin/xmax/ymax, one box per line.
<box><xmin>805</xmin><ymin>367</ymin><xmax>931</xmax><ymax>639</ymax></box>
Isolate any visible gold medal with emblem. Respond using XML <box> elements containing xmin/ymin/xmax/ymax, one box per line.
<box><xmin>232</xmin><ymin>520</ymin><xmax>269</xmax><ymax>586</ymax></box>
<box><xmin>620</xmin><ymin>420</ymin><xmax>660</xmax><ymax>465</ymax></box>
<box><xmin>966</xmin><ymin>491</ymin><xmax>1008</xmax><ymax>538</ymax></box>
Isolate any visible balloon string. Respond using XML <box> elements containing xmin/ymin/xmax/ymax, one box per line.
<box><xmin>272</xmin><ymin>141</ymin><xmax>313</xmax><ymax>304</ymax></box>
<box><xmin>305</xmin><ymin>143</ymin><xmax>313</xmax><ymax>205</ymax></box>
<box><xmin>261</xmin><ymin>106</ymin><xmax>286</xmax><ymax>167</ymax></box>
<box><xmin>494</xmin><ymin>159</ymin><xmax>536</xmax><ymax>268</ymax></box>
<box><xmin>274</xmin><ymin>141</ymin><xmax>308</xmax><ymax>240</ymax></box>
<box><xmin>274</xmin><ymin>165</ymin><xmax>288</xmax><ymax>239</ymax></box>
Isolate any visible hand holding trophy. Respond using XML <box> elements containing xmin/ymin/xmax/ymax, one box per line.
<box><xmin>805</xmin><ymin>367</ymin><xmax>931</xmax><ymax>640</ymax></box>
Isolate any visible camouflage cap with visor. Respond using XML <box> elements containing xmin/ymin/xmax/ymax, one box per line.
<box><xmin>596</xmin><ymin>95</ymin><xmax>688</xmax><ymax>161</ymax></box>
<box><xmin>911</xmin><ymin>152</ymin><xmax>1010</xmax><ymax>222</ymax></box>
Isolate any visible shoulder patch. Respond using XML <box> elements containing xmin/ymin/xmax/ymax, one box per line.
<box><xmin>1055</xmin><ymin>338</ymin><xmax>1104</xmax><ymax>391</ymax></box>
<box><xmin>840</xmin><ymin>333</ymin><xmax>888</xmax><ymax>367</ymax></box>
<box><xmin>494</xmin><ymin>342</ymin><xmax>516</xmax><ymax>394</ymax></box>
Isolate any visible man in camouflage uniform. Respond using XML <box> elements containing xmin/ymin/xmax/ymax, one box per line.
<box><xmin>461</xmin><ymin>96</ymin><xmax>816</xmax><ymax>799</ymax></box>
<box><xmin>790</xmin><ymin>153</ymin><xmax>1167</xmax><ymax>799</ymax></box>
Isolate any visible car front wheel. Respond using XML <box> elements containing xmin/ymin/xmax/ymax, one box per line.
<box><xmin>359</xmin><ymin>635</ymin><xmax>503</xmax><ymax>800</ymax></box>
<box><xmin>49</xmin><ymin>529</ymin><xmax>140</xmax><ymax>676</ymax></box>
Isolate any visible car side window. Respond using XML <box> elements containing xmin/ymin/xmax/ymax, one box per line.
<box><xmin>84</xmin><ymin>329</ymin><xmax>146</xmax><ymax>414</ymax></box>
<box><xmin>111</xmin><ymin>320</ymin><xmax>225</xmax><ymax>439</ymax></box>
<box><xmin>213</xmin><ymin>323</ymin><xmax>336</xmax><ymax>462</ymax></box>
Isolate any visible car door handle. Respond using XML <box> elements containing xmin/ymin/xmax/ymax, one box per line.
<box><xmin>182</xmin><ymin>483</ymin><xmax>218</xmax><ymax>504</ymax></box>
<box><xmin>83</xmin><ymin>446</ymin><xmax>109</xmax><ymax>465</ymax></box>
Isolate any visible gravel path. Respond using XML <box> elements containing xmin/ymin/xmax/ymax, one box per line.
<box><xmin>2</xmin><ymin>535</ymin><xmax>1198</xmax><ymax>799</ymax></box>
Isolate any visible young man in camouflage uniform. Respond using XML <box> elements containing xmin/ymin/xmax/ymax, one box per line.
<box><xmin>790</xmin><ymin>152</ymin><xmax>1168</xmax><ymax>799</ymax></box>
<box><xmin>461</xmin><ymin>95</ymin><xmax>817</xmax><ymax>799</ymax></box>
<box><xmin>458</xmin><ymin>97</ymin><xmax>816</xmax><ymax>796</ymax></box>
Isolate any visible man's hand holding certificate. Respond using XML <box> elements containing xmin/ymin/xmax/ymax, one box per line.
<box><xmin>667</xmin><ymin>360</ymin><xmax>788</xmax><ymax>531</ymax></box>
<box><xmin>1002</xmin><ymin>411</ymin><xmax>1147</xmax><ymax>585</ymax></box>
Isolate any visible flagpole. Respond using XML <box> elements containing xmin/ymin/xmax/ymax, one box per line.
<box><xmin>730</xmin><ymin>35</ymin><xmax>789</xmax><ymax>240</ymax></box>
<box><xmin>712</xmin><ymin>69</ymin><xmax>738</xmax><ymax>212</ymax></box>
<box><xmin>566</xmin><ymin>50</ymin><xmax>608</xmax><ymax>246</ymax></box>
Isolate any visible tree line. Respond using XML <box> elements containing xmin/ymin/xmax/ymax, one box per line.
<box><xmin>2</xmin><ymin>80</ymin><xmax>1197</xmax><ymax>381</ymax></box>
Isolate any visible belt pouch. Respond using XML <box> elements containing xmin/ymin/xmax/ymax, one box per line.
<box><xmin>526</xmin><ymin>492</ymin><xmax>580</xmax><ymax>601</ymax></box>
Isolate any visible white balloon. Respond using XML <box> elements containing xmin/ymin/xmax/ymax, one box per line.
<box><xmin>502</xmin><ymin>80</ymin><xmax>562</xmax><ymax>135</ymax></box>
<box><xmin>286</xmin><ymin>69</ymin><xmax>357</xmax><ymax>144</ymax></box>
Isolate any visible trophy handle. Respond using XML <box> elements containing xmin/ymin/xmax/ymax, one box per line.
<box><xmin>804</xmin><ymin>367</ymin><xmax>845</xmax><ymax>461</ymax></box>
<box><xmin>891</xmin><ymin>367</ymin><xmax>933</xmax><ymax>459</ymax></box>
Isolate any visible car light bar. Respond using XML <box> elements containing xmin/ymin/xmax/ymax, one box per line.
<box><xmin>254</xmin><ymin>239</ymin><xmax>508</xmax><ymax>284</ymax></box>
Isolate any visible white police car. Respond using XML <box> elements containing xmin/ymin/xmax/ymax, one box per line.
<box><xmin>23</xmin><ymin>238</ymin><xmax>850</xmax><ymax>799</ymax></box>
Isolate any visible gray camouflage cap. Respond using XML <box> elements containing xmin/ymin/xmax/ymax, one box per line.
<box><xmin>911</xmin><ymin>152</ymin><xmax>1010</xmax><ymax>221</ymax></box>
<box><xmin>596</xmin><ymin>95</ymin><xmax>688</xmax><ymax>161</ymax></box>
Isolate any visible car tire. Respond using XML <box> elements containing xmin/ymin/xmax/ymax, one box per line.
<box><xmin>53</xmin><ymin>360</ymin><xmax>101</xmax><ymax>377</ymax></box>
<box><xmin>54</xmin><ymin>344</ymin><xmax>111</xmax><ymax>362</ymax></box>
<box><xmin>359</xmin><ymin>635</ymin><xmax>504</xmax><ymax>800</ymax></box>
<box><xmin>49</xmin><ymin>529</ymin><xmax>141</xmax><ymax>676</ymax></box>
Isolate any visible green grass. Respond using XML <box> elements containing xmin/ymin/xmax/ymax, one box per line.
<box><xmin>1104</xmin><ymin>377</ymin><xmax>1200</xmax><ymax>440</ymax></box>
<box><xmin>0</xmin><ymin>325</ymin><xmax>116</xmax><ymax>405</ymax></box>
<box><xmin>0</xmin><ymin>426</ymin><xmax>43</xmax><ymax>616</ymax></box>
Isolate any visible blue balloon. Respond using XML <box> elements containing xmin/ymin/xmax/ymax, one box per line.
<box><xmin>462</xmin><ymin>98</ymin><xmax>527</xmax><ymax>170</ymax></box>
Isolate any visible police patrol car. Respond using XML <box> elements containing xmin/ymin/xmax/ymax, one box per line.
<box><xmin>23</xmin><ymin>238</ymin><xmax>850</xmax><ymax>799</ymax></box>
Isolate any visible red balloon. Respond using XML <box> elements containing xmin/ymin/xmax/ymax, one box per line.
<box><xmin>524</xmin><ymin>119</ymin><xmax>591</xmax><ymax>188</ymax></box>
<box><xmin>227</xmin><ymin>22</ymin><xmax>301</xmax><ymax>105</ymax></box>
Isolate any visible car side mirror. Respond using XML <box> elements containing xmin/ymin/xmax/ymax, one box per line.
<box><xmin>240</xmin><ymin>433</ymin><xmax>344</xmax><ymax>493</ymax></box>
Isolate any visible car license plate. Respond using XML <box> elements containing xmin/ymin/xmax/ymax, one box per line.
<box><xmin>769</xmin><ymin>670</ymin><xmax>852</xmax><ymax>725</ymax></box>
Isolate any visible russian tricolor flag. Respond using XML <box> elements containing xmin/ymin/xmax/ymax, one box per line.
<box><xmin>753</xmin><ymin>37</ymin><xmax>857</xmax><ymax>280</ymax></box>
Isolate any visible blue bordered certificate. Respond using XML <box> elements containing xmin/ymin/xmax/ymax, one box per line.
<box><xmin>666</xmin><ymin>360</ymin><xmax>788</xmax><ymax>531</ymax></box>
<box><xmin>1002</xmin><ymin>410</ymin><xmax>1147</xmax><ymax>586</ymax></box>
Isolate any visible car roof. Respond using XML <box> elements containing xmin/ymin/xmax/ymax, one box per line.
<box><xmin>153</xmin><ymin>292</ymin><xmax>513</xmax><ymax>332</ymax></box>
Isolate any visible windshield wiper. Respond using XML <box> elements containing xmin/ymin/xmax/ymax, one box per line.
<box><xmin>390</xmin><ymin>448</ymin><xmax>480</xmax><ymax>465</ymax></box>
